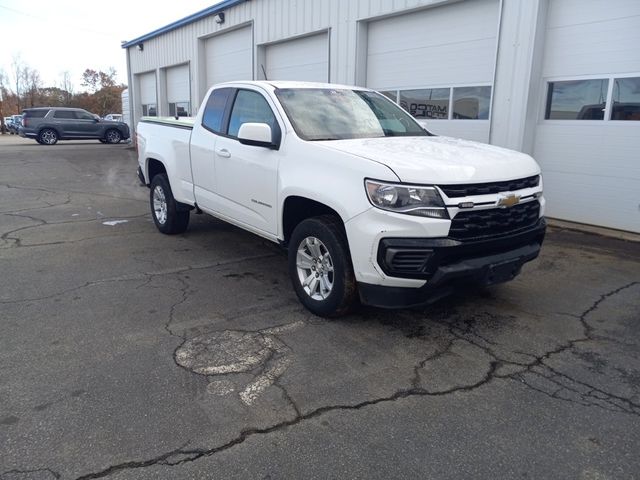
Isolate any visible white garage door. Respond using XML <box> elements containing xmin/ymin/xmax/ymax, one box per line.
<box><xmin>139</xmin><ymin>72</ymin><xmax>156</xmax><ymax>106</ymax></box>
<box><xmin>205</xmin><ymin>26</ymin><xmax>253</xmax><ymax>87</ymax></box>
<box><xmin>366</xmin><ymin>0</ymin><xmax>499</xmax><ymax>142</ymax></box>
<box><xmin>166</xmin><ymin>64</ymin><xmax>190</xmax><ymax>104</ymax></box>
<box><xmin>265</xmin><ymin>33</ymin><xmax>329</xmax><ymax>82</ymax></box>
<box><xmin>533</xmin><ymin>0</ymin><xmax>640</xmax><ymax>232</ymax></box>
<box><xmin>166</xmin><ymin>64</ymin><xmax>191</xmax><ymax>116</ymax></box>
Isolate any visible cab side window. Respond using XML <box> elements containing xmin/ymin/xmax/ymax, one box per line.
<box><xmin>202</xmin><ymin>88</ymin><xmax>233</xmax><ymax>133</ymax></box>
<box><xmin>228</xmin><ymin>90</ymin><xmax>278</xmax><ymax>138</ymax></box>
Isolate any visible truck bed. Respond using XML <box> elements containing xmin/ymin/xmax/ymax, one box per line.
<box><xmin>140</xmin><ymin>116</ymin><xmax>195</xmax><ymax>129</ymax></box>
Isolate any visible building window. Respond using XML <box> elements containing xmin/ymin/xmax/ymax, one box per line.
<box><xmin>380</xmin><ymin>85</ymin><xmax>492</xmax><ymax>120</ymax></box>
<box><xmin>545</xmin><ymin>79</ymin><xmax>609</xmax><ymax>120</ymax></box>
<box><xmin>142</xmin><ymin>104</ymin><xmax>157</xmax><ymax>117</ymax></box>
<box><xmin>169</xmin><ymin>102</ymin><xmax>190</xmax><ymax>117</ymax></box>
<box><xmin>452</xmin><ymin>86</ymin><xmax>492</xmax><ymax>120</ymax></box>
<box><xmin>399</xmin><ymin>88</ymin><xmax>450</xmax><ymax>119</ymax></box>
<box><xmin>611</xmin><ymin>77</ymin><xmax>640</xmax><ymax>121</ymax></box>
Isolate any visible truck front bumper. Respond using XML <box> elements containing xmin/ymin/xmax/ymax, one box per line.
<box><xmin>350</xmin><ymin>215</ymin><xmax>546</xmax><ymax>308</ymax></box>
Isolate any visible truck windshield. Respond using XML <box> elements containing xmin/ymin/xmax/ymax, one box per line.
<box><xmin>274</xmin><ymin>88</ymin><xmax>429</xmax><ymax>141</ymax></box>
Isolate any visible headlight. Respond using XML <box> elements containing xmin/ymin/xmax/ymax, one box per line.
<box><xmin>365</xmin><ymin>179</ymin><xmax>449</xmax><ymax>219</ymax></box>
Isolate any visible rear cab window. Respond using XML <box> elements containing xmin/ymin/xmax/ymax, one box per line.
<box><xmin>202</xmin><ymin>88</ymin><xmax>233</xmax><ymax>133</ymax></box>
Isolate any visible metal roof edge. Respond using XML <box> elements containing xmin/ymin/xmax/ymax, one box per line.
<box><xmin>121</xmin><ymin>0</ymin><xmax>248</xmax><ymax>48</ymax></box>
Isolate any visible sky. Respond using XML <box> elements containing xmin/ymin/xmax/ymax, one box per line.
<box><xmin>0</xmin><ymin>0</ymin><xmax>220</xmax><ymax>91</ymax></box>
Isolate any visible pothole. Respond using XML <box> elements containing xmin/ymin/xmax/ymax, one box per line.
<box><xmin>175</xmin><ymin>330</ymin><xmax>278</xmax><ymax>375</ymax></box>
<box><xmin>175</xmin><ymin>323</ymin><xmax>304</xmax><ymax>405</ymax></box>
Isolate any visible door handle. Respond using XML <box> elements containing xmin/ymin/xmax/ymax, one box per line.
<box><xmin>216</xmin><ymin>148</ymin><xmax>231</xmax><ymax>158</ymax></box>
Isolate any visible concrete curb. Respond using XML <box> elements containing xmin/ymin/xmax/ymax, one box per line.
<box><xmin>547</xmin><ymin>218</ymin><xmax>640</xmax><ymax>243</ymax></box>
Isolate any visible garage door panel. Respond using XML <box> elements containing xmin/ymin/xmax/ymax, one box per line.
<box><xmin>265</xmin><ymin>33</ymin><xmax>328</xmax><ymax>82</ymax></box>
<box><xmin>166</xmin><ymin>65</ymin><xmax>189</xmax><ymax>103</ymax></box>
<box><xmin>367</xmin><ymin>38</ymin><xmax>497</xmax><ymax>89</ymax></box>
<box><xmin>534</xmin><ymin>125</ymin><xmax>639</xmax><ymax>179</ymax></box>
<box><xmin>205</xmin><ymin>26</ymin><xmax>253</xmax><ymax>86</ymax></box>
<box><xmin>540</xmin><ymin>172</ymin><xmax>639</xmax><ymax>233</ymax></box>
<box><xmin>367</xmin><ymin>0</ymin><xmax>499</xmax><ymax>89</ymax></box>
<box><xmin>368</xmin><ymin>5</ymin><xmax>497</xmax><ymax>54</ymax></box>
<box><xmin>547</xmin><ymin>0</ymin><xmax>640</xmax><ymax>28</ymax></box>
<box><xmin>139</xmin><ymin>73</ymin><xmax>156</xmax><ymax>105</ymax></box>
<box><xmin>267</xmin><ymin>62</ymin><xmax>327</xmax><ymax>82</ymax></box>
<box><xmin>534</xmin><ymin>123</ymin><xmax>640</xmax><ymax>232</ymax></box>
<box><xmin>543</xmin><ymin>16</ymin><xmax>640</xmax><ymax>77</ymax></box>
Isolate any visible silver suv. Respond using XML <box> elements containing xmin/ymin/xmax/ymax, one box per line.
<box><xmin>20</xmin><ymin>107</ymin><xmax>130</xmax><ymax>145</ymax></box>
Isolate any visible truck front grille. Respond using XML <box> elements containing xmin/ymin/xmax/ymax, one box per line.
<box><xmin>449</xmin><ymin>201</ymin><xmax>540</xmax><ymax>240</ymax></box>
<box><xmin>438</xmin><ymin>175</ymin><xmax>540</xmax><ymax>198</ymax></box>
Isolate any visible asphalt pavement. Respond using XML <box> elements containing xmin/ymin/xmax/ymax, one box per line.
<box><xmin>1</xmin><ymin>136</ymin><xmax>639</xmax><ymax>479</ymax></box>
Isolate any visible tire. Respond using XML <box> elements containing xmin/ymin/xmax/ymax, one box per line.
<box><xmin>288</xmin><ymin>215</ymin><xmax>357</xmax><ymax>317</ymax></box>
<box><xmin>39</xmin><ymin>128</ymin><xmax>58</xmax><ymax>145</ymax></box>
<box><xmin>98</xmin><ymin>139</ymin><xmax>106</xmax><ymax>144</ymax></box>
<box><xmin>149</xmin><ymin>174</ymin><xmax>190</xmax><ymax>234</ymax></box>
<box><xmin>104</xmin><ymin>129</ymin><xmax>122</xmax><ymax>144</ymax></box>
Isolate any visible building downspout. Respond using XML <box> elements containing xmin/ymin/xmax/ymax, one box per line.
<box><xmin>125</xmin><ymin>46</ymin><xmax>135</xmax><ymax>142</ymax></box>
<box><xmin>487</xmin><ymin>0</ymin><xmax>504</xmax><ymax>145</ymax></box>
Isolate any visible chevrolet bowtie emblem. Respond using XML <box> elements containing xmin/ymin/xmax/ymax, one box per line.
<box><xmin>497</xmin><ymin>194</ymin><xmax>520</xmax><ymax>208</ymax></box>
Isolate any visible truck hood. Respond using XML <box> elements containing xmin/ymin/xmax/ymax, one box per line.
<box><xmin>316</xmin><ymin>136</ymin><xmax>540</xmax><ymax>184</ymax></box>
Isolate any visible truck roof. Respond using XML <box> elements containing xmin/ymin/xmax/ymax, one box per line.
<box><xmin>214</xmin><ymin>80</ymin><xmax>371</xmax><ymax>92</ymax></box>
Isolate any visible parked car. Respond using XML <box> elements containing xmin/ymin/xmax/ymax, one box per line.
<box><xmin>20</xmin><ymin>107</ymin><xmax>130</xmax><ymax>145</ymax></box>
<box><xmin>104</xmin><ymin>113</ymin><xmax>123</xmax><ymax>122</ymax></box>
<box><xmin>8</xmin><ymin>115</ymin><xmax>22</xmax><ymax>134</ymax></box>
<box><xmin>136</xmin><ymin>81</ymin><xmax>546</xmax><ymax>317</ymax></box>
<box><xmin>3</xmin><ymin>116</ymin><xmax>12</xmax><ymax>133</ymax></box>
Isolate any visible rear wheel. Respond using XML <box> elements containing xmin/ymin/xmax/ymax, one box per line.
<box><xmin>39</xmin><ymin>128</ymin><xmax>58</xmax><ymax>145</ymax></box>
<box><xmin>149</xmin><ymin>174</ymin><xmax>190</xmax><ymax>234</ymax></box>
<box><xmin>288</xmin><ymin>215</ymin><xmax>357</xmax><ymax>317</ymax></box>
<box><xmin>105</xmin><ymin>129</ymin><xmax>122</xmax><ymax>144</ymax></box>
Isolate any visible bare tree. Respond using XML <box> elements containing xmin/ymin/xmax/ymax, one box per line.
<box><xmin>0</xmin><ymin>69</ymin><xmax>7</xmax><ymax>133</ymax></box>
<box><xmin>23</xmin><ymin>67</ymin><xmax>42</xmax><ymax>108</ymax></box>
<box><xmin>59</xmin><ymin>71</ymin><xmax>74</xmax><ymax>106</ymax></box>
<box><xmin>11</xmin><ymin>54</ymin><xmax>25</xmax><ymax>111</ymax></box>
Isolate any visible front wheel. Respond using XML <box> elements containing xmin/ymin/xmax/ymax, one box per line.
<box><xmin>288</xmin><ymin>215</ymin><xmax>357</xmax><ymax>317</ymax></box>
<box><xmin>104</xmin><ymin>129</ymin><xmax>122</xmax><ymax>144</ymax></box>
<box><xmin>149</xmin><ymin>174</ymin><xmax>190</xmax><ymax>234</ymax></box>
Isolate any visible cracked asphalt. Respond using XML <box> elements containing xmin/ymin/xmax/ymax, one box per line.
<box><xmin>1</xmin><ymin>137</ymin><xmax>639</xmax><ymax>479</ymax></box>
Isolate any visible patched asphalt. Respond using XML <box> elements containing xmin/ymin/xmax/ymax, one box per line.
<box><xmin>1</xmin><ymin>138</ymin><xmax>639</xmax><ymax>479</ymax></box>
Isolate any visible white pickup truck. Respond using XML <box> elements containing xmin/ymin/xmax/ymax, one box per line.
<box><xmin>136</xmin><ymin>81</ymin><xmax>546</xmax><ymax>317</ymax></box>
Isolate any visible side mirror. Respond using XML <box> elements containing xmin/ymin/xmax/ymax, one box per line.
<box><xmin>238</xmin><ymin>123</ymin><xmax>278</xmax><ymax>149</ymax></box>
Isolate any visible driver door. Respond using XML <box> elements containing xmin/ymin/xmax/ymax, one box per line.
<box><xmin>213</xmin><ymin>88</ymin><xmax>282</xmax><ymax>235</ymax></box>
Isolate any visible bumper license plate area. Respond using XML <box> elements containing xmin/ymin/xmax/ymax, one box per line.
<box><xmin>485</xmin><ymin>259</ymin><xmax>522</xmax><ymax>285</ymax></box>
